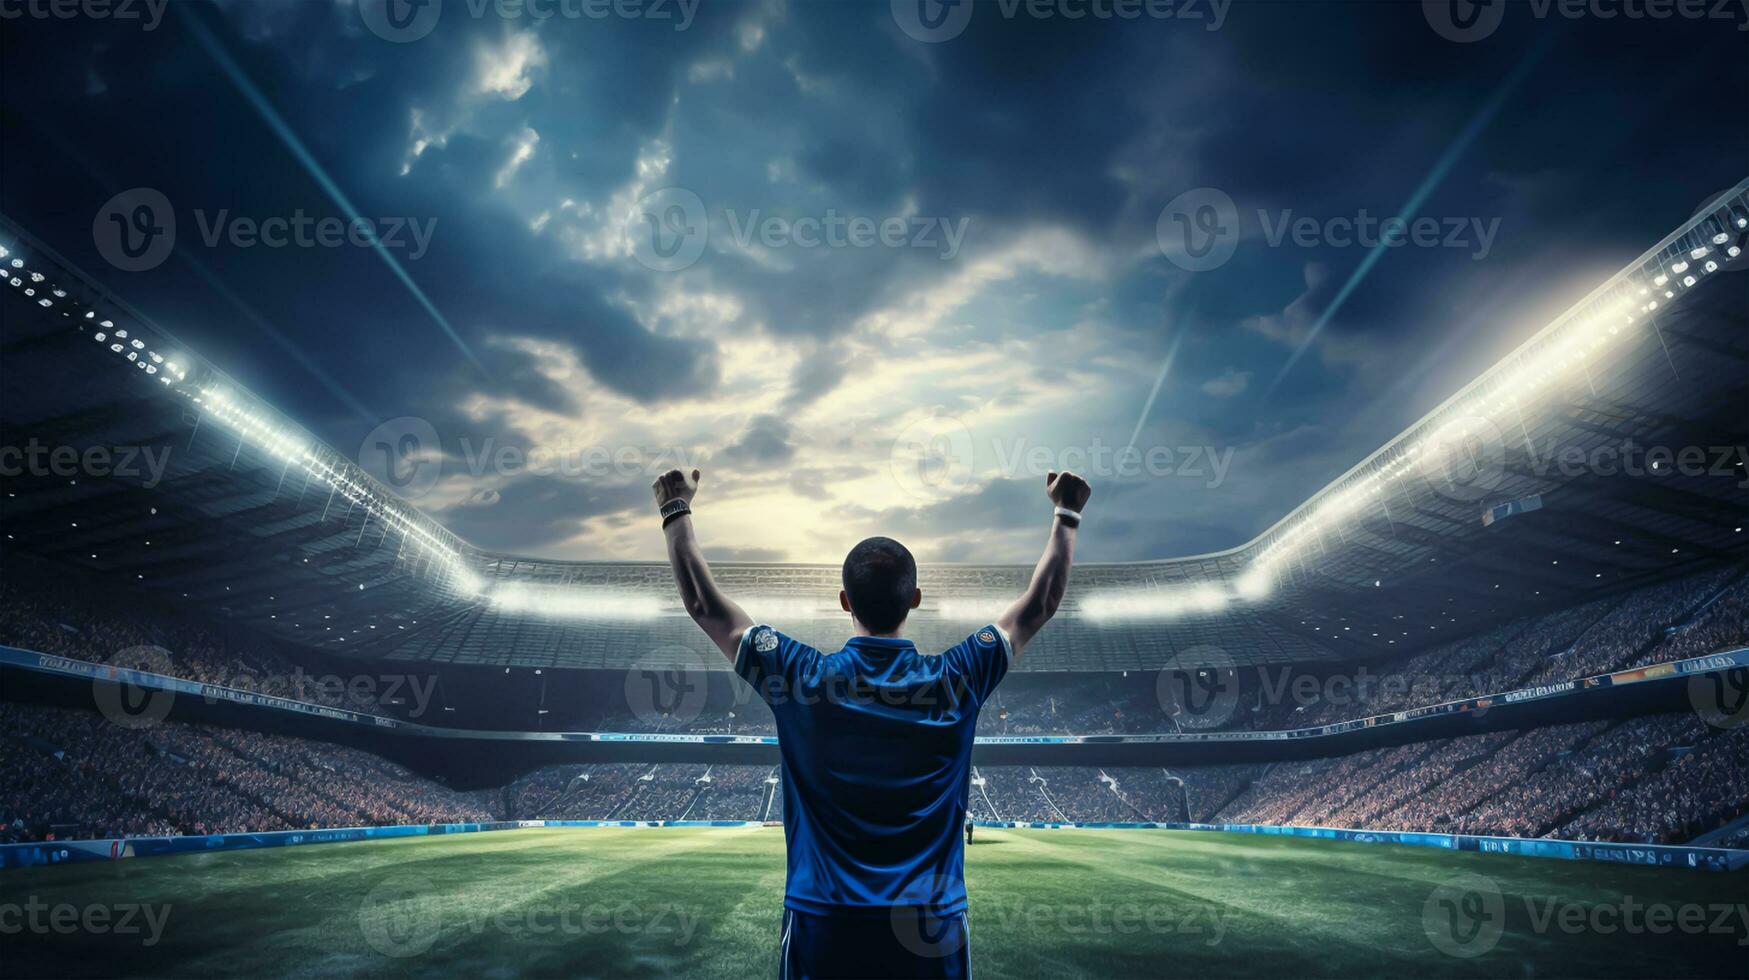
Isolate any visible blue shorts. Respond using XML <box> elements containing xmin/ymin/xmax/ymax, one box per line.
<box><xmin>780</xmin><ymin>907</ymin><xmax>971</xmax><ymax>979</ymax></box>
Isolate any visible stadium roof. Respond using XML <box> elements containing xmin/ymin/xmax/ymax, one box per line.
<box><xmin>3</xmin><ymin>183</ymin><xmax>1747</xmax><ymax>671</ymax></box>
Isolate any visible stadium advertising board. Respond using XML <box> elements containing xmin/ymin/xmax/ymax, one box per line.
<box><xmin>7</xmin><ymin>819</ymin><xmax>1742</xmax><ymax>873</ymax></box>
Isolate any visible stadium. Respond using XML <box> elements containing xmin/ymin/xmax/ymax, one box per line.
<box><xmin>3</xmin><ymin>4</ymin><xmax>1748</xmax><ymax>979</ymax></box>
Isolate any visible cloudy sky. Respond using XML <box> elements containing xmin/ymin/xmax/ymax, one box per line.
<box><xmin>1</xmin><ymin>0</ymin><xmax>1744</xmax><ymax>564</ymax></box>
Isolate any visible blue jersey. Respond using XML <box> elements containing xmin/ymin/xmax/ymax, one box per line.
<box><xmin>734</xmin><ymin>623</ymin><xmax>1012</xmax><ymax>916</ymax></box>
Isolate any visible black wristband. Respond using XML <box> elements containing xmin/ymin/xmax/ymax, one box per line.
<box><xmin>660</xmin><ymin>499</ymin><xmax>691</xmax><ymax>527</ymax></box>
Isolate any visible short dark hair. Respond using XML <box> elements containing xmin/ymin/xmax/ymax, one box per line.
<box><xmin>842</xmin><ymin>537</ymin><xmax>917</xmax><ymax>633</ymax></box>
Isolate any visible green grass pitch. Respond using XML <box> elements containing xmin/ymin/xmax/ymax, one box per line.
<box><xmin>1</xmin><ymin>827</ymin><xmax>1743</xmax><ymax>978</ymax></box>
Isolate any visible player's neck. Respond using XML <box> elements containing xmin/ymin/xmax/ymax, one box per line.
<box><xmin>851</xmin><ymin>618</ymin><xmax>907</xmax><ymax>640</ymax></box>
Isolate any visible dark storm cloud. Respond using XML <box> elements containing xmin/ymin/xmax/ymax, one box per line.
<box><xmin>433</xmin><ymin>474</ymin><xmax>645</xmax><ymax>553</ymax></box>
<box><xmin>721</xmin><ymin>413</ymin><xmax>797</xmax><ymax>465</ymax></box>
<box><xmin>781</xmin><ymin>345</ymin><xmax>851</xmax><ymax>409</ymax></box>
<box><xmin>827</xmin><ymin>478</ymin><xmax>1043</xmax><ymax>561</ymax></box>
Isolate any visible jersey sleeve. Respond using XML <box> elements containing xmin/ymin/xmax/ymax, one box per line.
<box><xmin>733</xmin><ymin>624</ymin><xmax>817</xmax><ymax>703</ymax></box>
<box><xmin>942</xmin><ymin>624</ymin><xmax>1014</xmax><ymax>705</ymax></box>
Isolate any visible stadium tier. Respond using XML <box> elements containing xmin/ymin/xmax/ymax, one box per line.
<box><xmin>4</xmin><ymin>551</ymin><xmax>1747</xmax><ymax>736</ymax></box>
<box><xmin>6</xmin><ymin>697</ymin><xmax>1746</xmax><ymax>847</ymax></box>
<box><xmin>4</xmin><ymin>548</ymin><xmax>1748</xmax><ymax>847</ymax></box>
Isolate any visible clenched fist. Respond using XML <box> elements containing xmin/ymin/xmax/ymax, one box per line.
<box><xmin>652</xmin><ymin>468</ymin><xmax>701</xmax><ymax>509</ymax></box>
<box><xmin>1046</xmin><ymin>470</ymin><xmax>1092</xmax><ymax>512</ymax></box>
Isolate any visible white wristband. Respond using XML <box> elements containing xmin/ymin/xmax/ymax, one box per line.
<box><xmin>1053</xmin><ymin>506</ymin><xmax>1082</xmax><ymax>527</ymax></box>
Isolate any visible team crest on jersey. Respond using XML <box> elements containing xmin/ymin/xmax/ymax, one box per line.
<box><xmin>978</xmin><ymin>630</ymin><xmax>996</xmax><ymax>644</ymax></box>
<box><xmin>754</xmin><ymin>628</ymin><xmax>778</xmax><ymax>653</ymax></box>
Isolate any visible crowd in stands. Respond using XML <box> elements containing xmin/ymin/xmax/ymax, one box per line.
<box><xmin>5</xmin><ymin>696</ymin><xmax>1744</xmax><ymax>845</ymax></box>
<box><xmin>3</xmin><ymin>556</ymin><xmax>1744</xmax><ymax>740</ymax></box>
<box><xmin>1249</xmin><ymin>567</ymin><xmax>1748</xmax><ymax>733</ymax></box>
<box><xmin>1205</xmin><ymin>714</ymin><xmax>1749</xmax><ymax>844</ymax></box>
<box><xmin>502</xmin><ymin>763</ymin><xmax>779</xmax><ymax>822</ymax></box>
<box><xmin>1522</xmin><ymin>568</ymin><xmax>1740</xmax><ymax>685</ymax></box>
<box><xmin>686</xmin><ymin>765</ymin><xmax>778</xmax><ymax>820</ymax></box>
<box><xmin>488</xmin><ymin>713</ymin><xmax>1749</xmax><ymax>844</ymax></box>
<box><xmin>577</xmin><ymin>564</ymin><xmax>1747</xmax><ymax>739</ymax></box>
<box><xmin>1637</xmin><ymin>573</ymin><xmax>1749</xmax><ymax>667</ymax></box>
<box><xmin>3</xmin><ymin>554</ymin><xmax>1747</xmax><ymax>847</ymax></box>
<box><xmin>1559</xmin><ymin>723</ymin><xmax>1749</xmax><ymax>843</ymax></box>
<box><xmin>0</xmin><ymin>701</ymin><xmax>493</xmax><ymax>843</ymax></box>
<box><xmin>460</xmin><ymin>716</ymin><xmax>1749</xmax><ymax>842</ymax></box>
<box><xmin>0</xmin><ymin>563</ymin><xmax>399</xmax><ymax>716</ymax></box>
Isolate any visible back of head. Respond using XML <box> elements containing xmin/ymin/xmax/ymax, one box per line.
<box><xmin>842</xmin><ymin>537</ymin><xmax>917</xmax><ymax>633</ymax></box>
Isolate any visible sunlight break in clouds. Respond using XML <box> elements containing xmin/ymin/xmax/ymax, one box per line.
<box><xmin>476</xmin><ymin>31</ymin><xmax>547</xmax><ymax>101</ymax></box>
<box><xmin>495</xmin><ymin>127</ymin><xmax>541</xmax><ymax>189</ymax></box>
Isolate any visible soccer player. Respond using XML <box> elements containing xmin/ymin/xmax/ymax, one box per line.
<box><xmin>653</xmin><ymin>467</ymin><xmax>1091</xmax><ymax>979</ymax></box>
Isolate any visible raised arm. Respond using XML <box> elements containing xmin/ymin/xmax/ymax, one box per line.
<box><xmin>653</xmin><ymin>468</ymin><xmax>755</xmax><ymax>662</ymax></box>
<box><xmin>996</xmin><ymin>470</ymin><xmax>1091</xmax><ymax>660</ymax></box>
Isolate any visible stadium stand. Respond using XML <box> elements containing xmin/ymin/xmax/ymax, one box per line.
<box><xmin>3</xmin><ymin>550</ymin><xmax>1747</xmax><ymax>846</ymax></box>
<box><xmin>0</xmin><ymin>701</ymin><xmax>493</xmax><ymax>842</ymax></box>
<box><xmin>11</xmin><ymin>556</ymin><xmax>1741</xmax><ymax>741</ymax></box>
<box><xmin>6</xmin><ymin>691</ymin><xmax>1746</xmax><ymax>846</ymax></box>
<box><xmin>0</xmin><ymin>565</ymin><xmax>396</xmax><ymax>716</ymax></box>
<box><xmin>486</xmin><ymin>714</ymin><xmax>1749</xmax><ymax>844</ymax></box>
